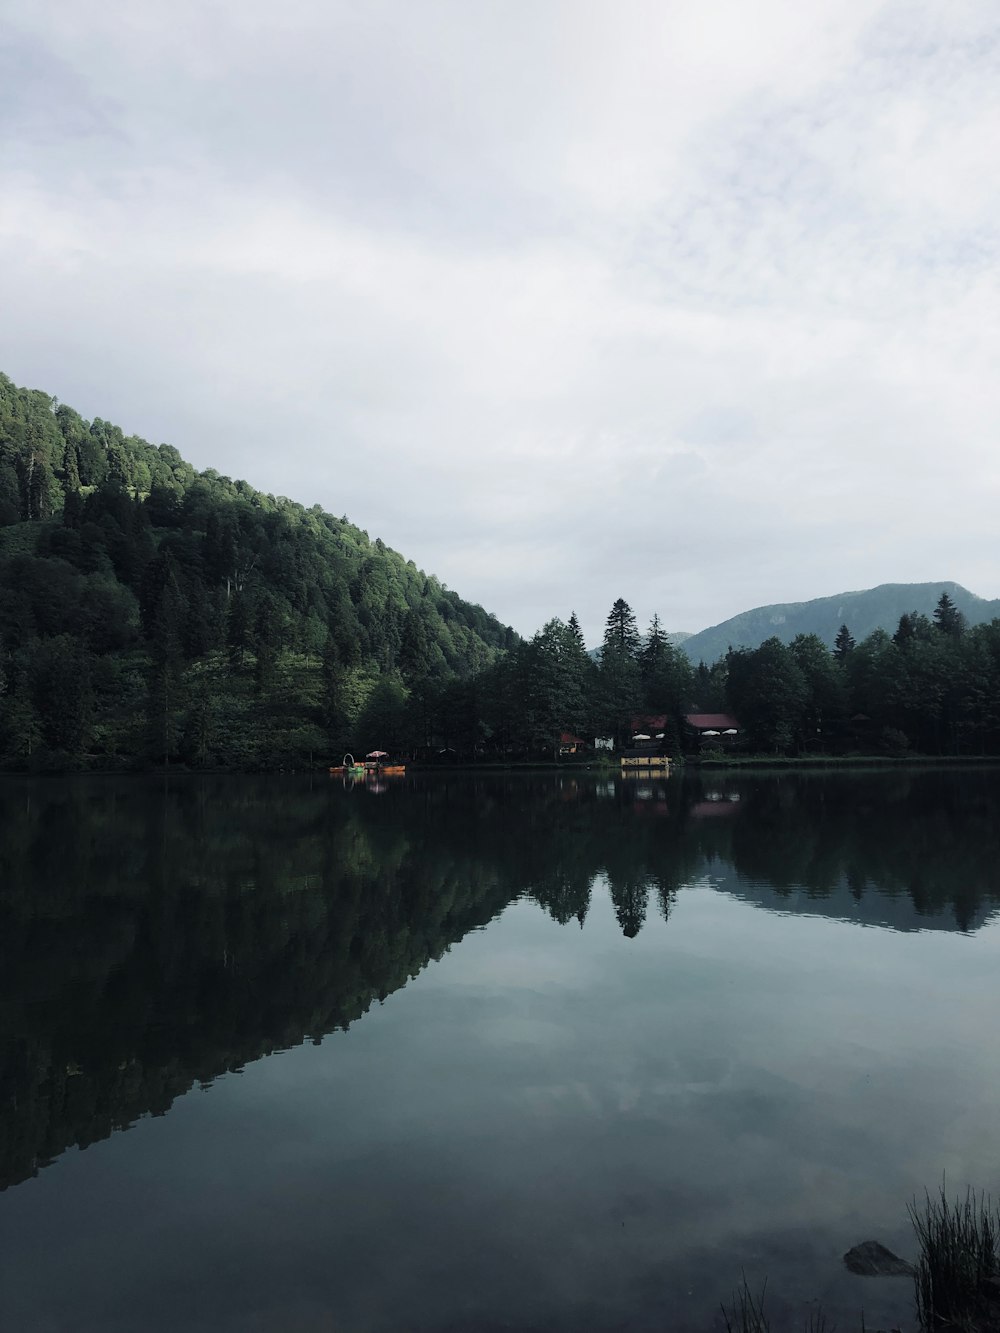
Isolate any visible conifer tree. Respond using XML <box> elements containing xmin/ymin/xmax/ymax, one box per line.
<box><xmin>599</xmin><ymin>598</ymin><xmax>641</xmax><ymax>745</ymax></box>
<box><xmin>833</xmin><ymin>624</ymin><xmax>855</xmax><ymax>661</ymax></box>
<box><xmin>567</xmin><ymin>611</ymin><xmax>586</xmax><ymax>653</ymax></box>
<box><xmin>934</xmin><ymin>591</ymin><xmax>965</xmax><ymax>637</ymax></box>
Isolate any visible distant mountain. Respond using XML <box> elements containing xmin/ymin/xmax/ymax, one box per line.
<box><xmin>681</xmin><ymin>581</ymin><xmax>1000</xmax><ymax>664</ymax></box>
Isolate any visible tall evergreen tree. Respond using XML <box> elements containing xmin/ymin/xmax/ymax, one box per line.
<box><xmin>934</xmin><ymin>591</ymin><xmax>965</xmax><ymax>638</ymax></box>
<box><xmin>567</xmin><ymin>611</ymin><xmax>586</xmax><ymax>653</ymax></box>
<box><xmin>599</xmin><ymin>599</ymin><xmax>641</xmax><ymax>745</ymax></box>
<box><xmin>603</xmin><ymin>598</ymin><xmax>640</xmax><ymax>657</ymax></box>
<box><xmin>833</xmin><ymin>624</ymin><xmax>855</xmax><ymax>661</ymax></box>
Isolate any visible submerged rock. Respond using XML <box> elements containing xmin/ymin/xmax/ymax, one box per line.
<box><xmin>843</xmin><ymin>1240</ymin><xmax>915</xmax><ymax>1277</ymax></box>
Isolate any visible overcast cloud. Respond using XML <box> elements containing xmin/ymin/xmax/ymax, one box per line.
<box><xmin>1</xmin><ymin>0</ymin><xmax>998</xmax><ymax>642</ymax></box>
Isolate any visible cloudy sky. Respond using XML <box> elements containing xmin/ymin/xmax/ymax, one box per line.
<box><xmin>1</xmin><ymin>0</ymin><xmax>998</xmax><ymax>642</ymax></box>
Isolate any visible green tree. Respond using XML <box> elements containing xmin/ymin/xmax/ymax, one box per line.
<box><xmin>726</xmin><ymin>638</ymin><xmax>808</xmax><ymax>753</ymax></box>
<box><xmin>598</xmin><ymin>599</ymin><xmax>641</xmax><ymax>745</ymax></box>
<box><xmin>399</xmin><ymin>607</ymin><xmax>431</xmax><ymax>683</ymax></box>
<box><xmin>833</xmin><ymin>624</ymin><xmax>855</xmax><ymax>661</ymax></box>
<box><xmin>227</xmin><ymin>591</ymin><xmax>252</xmax><ymax>669</ymax></box>
<box><xmin>567</xmin><ymin>611</ymin><xmax>586</xmax><ymax>653</ymax></box>
<box><xmin>355</xmin><ymin>674</ymin><xmax>408</xmax><ymax>753</ymax></box>
<box><xmin>253</xmin><ymin>591</ymin><xmax>284</xmax><ymax>692</ymax></box>
<box><xmin>934</xmin><ymin>591</ymin><xmax>965</xmax><ymax>638</ymax></box>
<box><xmin>640</xmin><ymin>614</ymin><xmax>693</xmax><ymax>718</ymax></box>
<box><xmin>30</xmin><ymin>636</ymin><xmax>93</xmax><ymax>759</ymax></box>
<box><xmin>790</xmin><ymin>633</ymin><xmax>847</xmax><ymax>750</ymax></box>
<box><xmin>603</xmin><ymin>597</ymin><xmax>640</xmax><ymax>656</ymax></box>
<box><xmin>520</xmin><ymin>618</ymin><xmax>592</xmax><ymax>754</ymax></box>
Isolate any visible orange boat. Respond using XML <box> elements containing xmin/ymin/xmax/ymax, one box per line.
<box><xmin>364</xmin><ymin>750</ymin><xmax>406</xmax><ymax>777</ymax></box>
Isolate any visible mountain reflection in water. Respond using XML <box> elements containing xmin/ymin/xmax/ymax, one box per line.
<box><xmin>0</xmin><ymin>768</ymin><xmax>997</xmax><ymax>1201</ymax></box>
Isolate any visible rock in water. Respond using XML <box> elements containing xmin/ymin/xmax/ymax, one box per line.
<box><xmin>843</xmin><ymin>1241</ymin><xmax>915</xmax><ymax>1277</ymax></box>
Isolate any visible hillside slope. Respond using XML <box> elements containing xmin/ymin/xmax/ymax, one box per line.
<box><xmin>0</xmin><ymin>372</ymin><xmax>516</xmax><ymax>768</ymax></box>
<box><xmin>681</xmin><ymin>581</ymin><xmax>999</xmax><ymax>664</ymax></box>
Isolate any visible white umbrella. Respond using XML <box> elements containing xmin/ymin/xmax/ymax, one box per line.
<box><xmin>632</xmin><ymin>733</ymin><xmax>651</xmax><ymax>740</ymax></box>
<box><xmin>723</xmin><ymin>728</ymin><xmax>738</xmax><ymax>735</ymax></box>
<box><xmin>702</xmin><ymin>729</ymin><xmax>720</xmax><ymax>736</ymax></box>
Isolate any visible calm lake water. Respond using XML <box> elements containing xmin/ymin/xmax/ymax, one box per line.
<box><xmin>1</xmin><ymin>769</ymin><xmax>999</xmax><ymax>1332</ymax></box>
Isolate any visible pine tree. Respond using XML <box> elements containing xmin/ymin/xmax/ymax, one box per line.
<box><xmin>567</xmin><ymin>612</ymin><xmax>586</xmax><ymax>653</ymax></box>
<box><xmin>603</xmin><ymin>598</ymin><xmax>640</xmax><ymax>657</ymax></box>
<box><xmin>933</xmin><ymin>591</ymin><xmax>965</xmax><ymax>638</ymax></box>
<box><xmin>599</xmin><ymin>598</ymin><xmax>641</xmax><ymax>745</ymax></box>
<box><xmin>61</xmin><ymin>440</ymin><xmax>81</xmax><ymax>492</ymax></box>
<box><xmin>833</xmin><ymin>624</ymin><xmax>855</xmax><ymax>661</ymax></box>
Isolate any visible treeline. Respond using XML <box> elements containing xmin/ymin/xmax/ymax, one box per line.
<box><xmin>5</xmin><ymin>371</ymin><xmax>1000</xmax><ymax>766</ymax></box>
<box><xmin>0</xmin><ymin>373</ymin><xmax>515</xmax><ymax>770</ymax></box>
<box><xmin>421</xmin><ymin>598</ymin><xmax>695</xmax><ymax>758</ymax></box>
<box><xmin>721</xmin><ymin>594</ymin><xmax>1000</xmax><ymax>754</ymax></box>
<box><xmin>438</xmin><ymin>591</ymin><xmax>1000</xmax><ymax>759</ymax></box>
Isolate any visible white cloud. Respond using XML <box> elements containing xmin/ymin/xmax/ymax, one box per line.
<box><xmin>1</xmin><ymin>0</ymin><xmax>999</xmax><ymax>643</ymax></box>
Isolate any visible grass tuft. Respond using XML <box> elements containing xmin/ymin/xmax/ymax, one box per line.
<box><xmin>804</xmin><ymin>1311</ymin><xmax>835</xmax><ymax>1333</ymax></box>
<box><xmin>721</xmin><ymin>1274</ymin><xmax>771</xmax><ymax>1333</ymax></box>
<box><xmin>907</xmin><ymin>1182</ymin><xmax>1000</xmax><ymax>1329</ymax></box>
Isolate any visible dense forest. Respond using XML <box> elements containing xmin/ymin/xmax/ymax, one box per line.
<box><xmin>4</xmin><ymin>371</ymin><xmax>1000</xmax><ymax>766</ymax></box>
<box><xmin>1</xmin><ymin>768</ymin><xmax>995</xmax><ymax>1192</ymax></box>
<box><xmin>0</xmin><ymin>373</ymin><xmax>515</xmax><ymax>769</ymax></box>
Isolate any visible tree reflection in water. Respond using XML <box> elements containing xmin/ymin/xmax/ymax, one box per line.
<box><xmin>0</xmin><ymin>767</ymin><xmax>998</xmax><ymax>1193</ymax></box>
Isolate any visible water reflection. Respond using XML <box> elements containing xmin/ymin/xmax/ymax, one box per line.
<box><xmin>0</xmin><ymin>768</ymin><xmax>998</xmax><ymax>1199</ymax></box>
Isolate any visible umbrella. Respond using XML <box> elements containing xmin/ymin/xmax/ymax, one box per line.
<box><xmin>701</xmin><ymin>729</ymin><xmax>720</xmax><ymax>736</ymax></box>
<box><xmin>723</xmin><ymin>728</ymin><xmax>738</xmax><ymax>735</ymax></box>
<box><xmin>366</xmin><ymin>750</ymin><xmax>389</xmax><ymax>758</ymax></box>
<box><xmin>632</xmin><ymin>733</ymin><xmax>651</xmax><ymax>740</ymax></box>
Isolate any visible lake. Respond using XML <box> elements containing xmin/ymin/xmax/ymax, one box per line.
<box><xmin>0</xmin><ymin>768</ymin><xmax>999</xmax><ymax>1332</ymax></box>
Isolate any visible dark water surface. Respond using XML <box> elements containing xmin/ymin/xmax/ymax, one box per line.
<box><xmin>1</xmin><ymin>769</ymin><xmax>999</xmax><ymax>1332</ymax></box>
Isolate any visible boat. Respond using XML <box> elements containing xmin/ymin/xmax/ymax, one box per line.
<box><xmin>364</xmin><ymin>750</ymin><xmax>406</xmax><ymax>776</ymax></box>
<box><xmin>328</xmin><ymin>751</ymin><xmax>407</xmax><ymax>777</ymax></box>
<box><xmin>328</xmin><ymin>753</ymin><xmax>367</xmax><ymax>777</ymax></box>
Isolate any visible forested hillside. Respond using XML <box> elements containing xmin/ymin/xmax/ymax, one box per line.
<box><xmin>0</xmin><ymin>373</ymin><xmax>515</xmax><ymax>769</ymax></box>
<box><xmin>681</xmin><ymin>581</ymin><xmax>1000</xmax><ymax>664</ymax></box>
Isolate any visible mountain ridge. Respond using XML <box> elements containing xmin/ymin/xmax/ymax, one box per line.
<box><xmin>679</xmin><ymin>581</ymin><xmax>999</xmax><ymax>664</ymax></box>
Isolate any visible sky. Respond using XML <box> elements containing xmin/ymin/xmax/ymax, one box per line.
<box><xmin>1</xmin><ymin>0</ymin><xmax>998</xmax><ymax>644</ymax></box>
